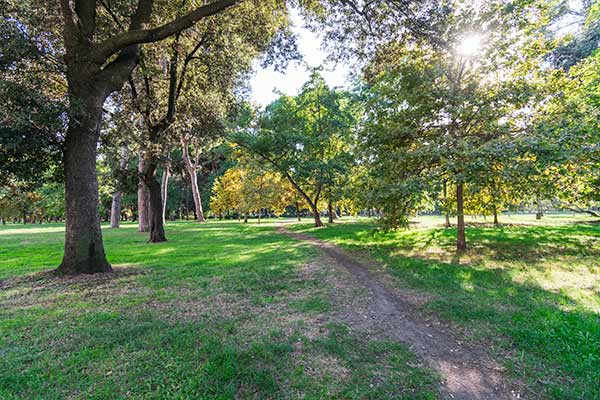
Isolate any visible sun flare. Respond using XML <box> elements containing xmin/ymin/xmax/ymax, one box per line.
<box><xmin>457</xmin><ymin>33</ymin><xmax>482</xmax><ymax>56</ymax></box>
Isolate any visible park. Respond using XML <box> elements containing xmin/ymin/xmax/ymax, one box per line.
<box><xmin>1</xmin><ymin>0</ymin><xmax>599</xmax><ymax>399</ymax></box>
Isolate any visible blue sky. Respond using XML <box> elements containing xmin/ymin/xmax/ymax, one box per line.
<box><xmin>249</xmin><ymin>8</ymin><xmax>350</xmax><ymax>107</ymax></box>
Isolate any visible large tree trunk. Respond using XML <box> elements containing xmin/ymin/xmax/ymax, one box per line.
<box><xmin>456</xmin><ymin>182</ymin><xmax>467</xmax><ymax>252</ymax></box>
<box><xmin>58</xmin><ymin>93</ymin><xmax>112</xmax><ymax>274</ymax></box>
<box><xmin>137</xmin><ymin>157</ymin><xmax>150</xmax><ymax>232</ymax></box>
<box><xmin>161</xmin><ymin>164</ymin><xmax>170</xmax><ymax>225</ymax></box>
<box><xmin>141</xmin><ymin>154</ymin><xmax>167</xmax><ymax>243</ymax></box>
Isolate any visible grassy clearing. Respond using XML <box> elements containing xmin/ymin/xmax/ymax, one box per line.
<box><xmin>0</xmin><ymin>221</ymin><xmax>439</xmax><ymax>399</ymax></box>
<box><xmin>291</xmin><ymin>214</ymin><xmax>600</xmax><ymax>399</ymax></box>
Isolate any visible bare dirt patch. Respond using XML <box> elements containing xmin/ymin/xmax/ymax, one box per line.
<box><xmin>0</xmin><ymin>266</ymin><xmax>149</xmax><ymax>307</ymax></box>
<box><xmin>279</xmin><ymin>226</ymin><xmax>523</xmax><ymax>400</ymax></box>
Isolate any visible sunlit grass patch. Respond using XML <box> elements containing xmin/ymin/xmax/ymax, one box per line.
<box><xmin>291</xmin><ymin>214</ymin><xmax>600</xmax><ymax>398</ymax></box>
<box><xmin>0</xmin><ymin>221</ymin><xmax>440</xmax><ymax>399</ymax></box>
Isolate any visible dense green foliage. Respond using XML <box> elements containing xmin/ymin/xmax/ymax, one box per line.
<box><xmin>234</xmin><ymin>72</ymin><xmax>356</xmax><ymax>226</ymax></box>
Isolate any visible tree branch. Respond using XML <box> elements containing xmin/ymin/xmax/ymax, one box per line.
<box><xmin>74</xmin><ymin>0</ymin><xmax>97</xmax><ymax>42</ymax></box>
<box><xmin>92</xmin><ymin>0</ymin><xmax>239</xmax><ymax>63</ymax></box>
<box><xmin>59</xmin><ymin>0</ymin><xmax>81</xmax><ymax>50</ymax></box>
<box><xmin>561</xmin><ymin>204</ymin><xmax>600</xmax><ymax>217</ymax></box>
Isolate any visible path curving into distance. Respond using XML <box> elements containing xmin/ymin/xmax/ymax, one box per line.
<box><xmin>279</xmin><ymin>225</ymin><xmax>522</xmax><ymax>400</ymax></box>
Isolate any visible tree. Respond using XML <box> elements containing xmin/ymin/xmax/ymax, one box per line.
<box><xmin>126</xmin><ymin>0</ymin><xmax>294</xmax><ymax>241</ymax></box>
<box><xmin>3</xmin><ymin>0</ymin><xmax>244</xmax><ymax>273</ymax></box>
<box><xmin>357</xmin><ymin>3</ymin><xmax>536</xmax><ymax>251</ymax></box>
<box><xmin>209</xmin><ymin>164</ymin><xmax>296</xmax><ymax>221</ymax></box>
<box><xmin>0</xmin><ymin>15</ymin><xmax>65</xmax><ymax>189</ymax></box>
<box><xmin>179</xmin><ymin>95</ymin><xmax>228</xmax><ymax>223</ymax></box>
<box><xmin>234</xmin><ymin>72</ymin><xmax>356</xmax><ymax>227</ymax></box>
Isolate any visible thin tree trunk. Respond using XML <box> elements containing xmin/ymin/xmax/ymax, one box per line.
<box><xmin>257</xmin><ymin>209</ymin><xmax>261</xmax><ymax>224</ymax></box>
<box><xmin>536</xmin><ymin>199</ymin><xmax>543</xmax><ymax>220</ymax></box>
<box><xmin>493</xmin><ymin>206</ymin><xmax>499</xmax><ymax>225</ymax></box>
<box><xmin>137</xmin><ymin>157</ymin><xmax>150</xmax><ymax>232</ymax></box>
<box><xmin>110</xmin><ymin>145</ymin><xmax>129</xmax><ymax>228</ymax></box>
<box><xmin>182</xmin><ymin>140</ymin><xmax>205</xmax><ymax>223</ymax></box>
<box><xmin>328</xmin><ymin>200</ymin><xmax>334</xmax><ymax>224</ymax></box>
<box><xmin>243</xmin><ymin>213</ymin><xmax>248</xmax><ymax>223</ymax></box>
<box><xmin>185</xmin><ymin>188</ymin><xmax>190</xmax><ymax>220</ymax></box>
<box><xmin>58</xmin><ymin>95</ymin><xmax>111</xmax><ymax>274</ymax></box>
<box><xmin>161</xmin><ymin>164</ymin><xmax>170</xmax><ymax>225</ymax></box>
<box><xmin>456</xmin><ymin>182</ymin><xmax>467</xmax><ymax>251</ymax></box>
<box><xmin>189</xmin><ymin>170</ymin><xmax>205</xmax><ymax>222</ymax></box>
<box><xmin>443</xmin><ymin>180</ymin><xmax>451</xmax><ymax>228</ymax></box>
<box><xmin>296</xmin><ymin>201</ymin><xmax>301</xmax><ymax>221</ymax></box>
<box><xmin>110</xmin><ymin>192</ymin><xmax>122</xmax><ymax>228</ymax></box>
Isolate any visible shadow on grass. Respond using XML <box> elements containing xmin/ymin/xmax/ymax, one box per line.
<box><xmin>293</xmin><ymin>221</ymin><xmax>600</xmax><ymax>398</ymax></box>
<box><xmin>0</xmin><ymin>221</ymin><xmax>441</xmax><ymax>399</ymax></box>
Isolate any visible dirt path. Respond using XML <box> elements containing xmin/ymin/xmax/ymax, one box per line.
<box><xmin>279</xmin><ymin>226</ymin><xmax>522</xmax><ymax>400</ymax></box>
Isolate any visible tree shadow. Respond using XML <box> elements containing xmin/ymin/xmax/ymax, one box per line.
<box><xmin>309</xmin><ymin>222</ymin><xmax>600</xmax><ymax>398</ymax></box>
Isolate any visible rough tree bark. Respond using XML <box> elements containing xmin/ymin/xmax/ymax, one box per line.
<box><xmin>110</xmin><ymin>193</ymin><xmax>122</xmax><ymax>228</ymax></box>
<box><xmin>56</xmin><ymin>0</ymin><xmax>240</xmax><ymax>274</ymax></box>
<box><xmin>456</xmin><ymin>182</ymin><xmax>467</xmax><ymax>251</ymax></box>
<box><xmin>310</xmin><ymin>204</ymin><xmax>324</xmax><ymax>227</ymax></box>
<box><xmin>59</xmin><ymin>88</ymin><xmax>112</xmax><ymax>274</ymax></box>
<box><xmin>161</xmin><ymin>163</ymin><xmax>170</xmax><ymax>225</ymax></box>
<box><xmin>140</xmin><ymin>150</ymin><xmax>167</xmax><ymax>242</ymax></box>
<box><xmin>110</xmin><ymin>145</ymin><xmax>128</xmax><ymax>228</ymax></box>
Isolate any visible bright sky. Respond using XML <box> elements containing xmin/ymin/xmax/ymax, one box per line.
<box><xmin>249</xmin><ymin>8</ymin><xmax>350</xmax><ymax>108</ymax></box>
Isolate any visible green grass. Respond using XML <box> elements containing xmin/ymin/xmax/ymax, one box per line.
<box><xmin>0</xmin><ymin>221</ymin><xmax>439</xmax><ymax>399</ymax></box>
<box><xmin>291</xmin><ymin>214</ymin><xmax>600</xmax><ymax>399</ymax></box>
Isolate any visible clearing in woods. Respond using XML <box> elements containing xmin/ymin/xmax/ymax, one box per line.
<box><xmin>1</xmin><ymin>214</ymin><xmax>599</xmax><ymax>399</ymax></box>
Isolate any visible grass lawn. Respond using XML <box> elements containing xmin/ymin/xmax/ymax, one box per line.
<box><xmin>0</xmin><ymin>221</ymin><xmax>439</xmax><ymax>399</ymax></box>
<box><xmin>291</xmin><ymin>213</ymin><xmax>600</xmax><ymax>399</ymax></box>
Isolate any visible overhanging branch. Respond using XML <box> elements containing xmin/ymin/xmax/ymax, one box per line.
<box><xmin>92</xmin><ymin>0</ymin><xmax>239</xmax><ymax>63</ymax></box>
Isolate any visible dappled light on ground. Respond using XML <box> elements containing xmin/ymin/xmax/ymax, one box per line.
<box><xmin>291</xmin><ymin>215</ymin><xmax>600</xmax><ymax>398</ymax></box>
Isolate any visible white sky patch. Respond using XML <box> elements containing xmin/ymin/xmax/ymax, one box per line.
<box><xmin>456</xmin><ymin>33</ymin><xmax>482</xmax><ymax>57</ymax></box>
<box><xmin>249</xmin><ymin>8</ymin><xmax>350</xmax><ymax>108</ymax></box>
